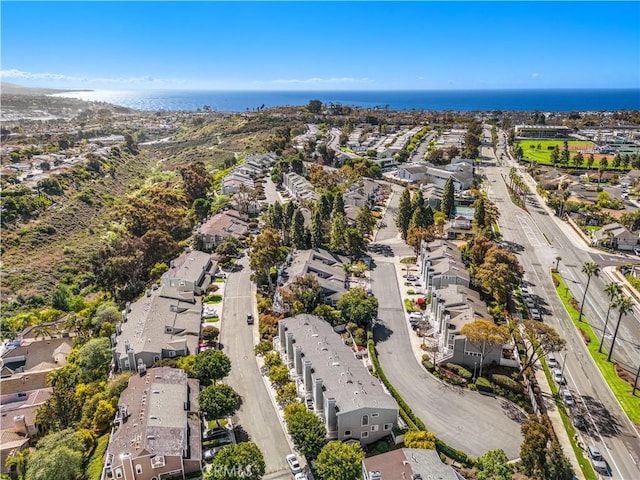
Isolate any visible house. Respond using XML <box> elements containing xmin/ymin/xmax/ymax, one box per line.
<box><xmin>1</xmin><ymin>330</ymin><xmax>73</xmax><ymax>393</ymax></box>
<box><xmin>397</xmin><ymin>164</ymin><xmax>429</xmax><ymax>182</ymax></box>
<box><xmin>592</xmin><ymin>223</ymin><xmax>639</xmax><ymax>251</ymax></box>
<box><xmin>221</xmin><ymin>170</ymin><xmax>254</xmax><ymax>195</ymax></box>
<box><xmin>444</xmin><ymin>215</ymin><xmax>473</xmax><ymax>239</ymax></box>
<box><xmin>101</xmin><ymin>367</ymin><xmax>201</xmax><ymax>480</ymax></box>
<box><xmin>274</xmin><ymin>249</ymin><xmax>350</xmax><ymax>313</ymax></box>
<box><xmin>111</xmin><ymin>287</ymin><xmax>201</xmax><ymax>372</ymax></box>
<box><xmin>419</xmin><ymin>241</ymin><xmax>470</xmax><ymax>291</ymax></box>
<box><xmin>278</xmin><ymin>315</ymin><xmax>398</xmax><ymax>445</ymax></box>
<box><xmin>0</xmin><ymin>389</ymin><xmax>52</xmax><ymax>475</ymax></box>
<box><xmin>196</xmin><ymin>210</ymin><xmax>249</xmax><ymax>251</ymax></box>
<box><xmin>362</xmin><ymin>448</ymin><xmax>465</xmax><ymax>480</ymax></box>
<box><xmin>282</xmin><ymin>172</ymin><xmax>318</xmax><ymax>201</ymax></box>
<box><xmin>165</xmin><ymin>250</ymin><xmax>216</xmax><ymax>295</ymax></box>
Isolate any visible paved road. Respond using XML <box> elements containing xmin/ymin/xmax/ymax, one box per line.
<box><xmin>220</xmin><ymin>256</ymin><xmax>290</xmax><ymax>475</ymax></box>
<box><xmin>483</xmin><ymin>136</ymin><xmax>640</xmax><ymax>480</ymax></box>
<box><xmin>371</xmin><ymin>184</ymin><xmax>525</xmax><ymax>459</ymax></box>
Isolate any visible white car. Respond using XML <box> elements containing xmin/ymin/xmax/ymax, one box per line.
<box><xmin>547</xmin><ymin>353</ymin><xmax>558</xmax><ymax>368</ymax></box>
<box><xmin>524</xmin><ymin>298</ymin><xmax>536</xmax><ymax>309</ymax></box>
<box><xmin>286</xmin><ymin>454</ymin><xmax>302</xmax><ymax>474</ymax></box>
<box><xmin>552</xmin><ymin>368</ymin><xmax>566</xmax><ymax>385</ymax></box>
<box><xmin>561</xmin><ymin>389</ymin><xmax>574</xmax><ymax>406</ymax></box>
<box><xmin>529</xmin><ymin>309</ymin><xmax>542</xmax><ymax>321</ymax></box>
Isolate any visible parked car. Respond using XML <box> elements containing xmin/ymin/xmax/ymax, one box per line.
<box><xmin>294</xmin><ymin>474</ymin><xmax>309</xmax><ymax>480</ymax></box>
<box><xmin>525</xmin><ymin>298</ymin><xmax>536</xmax><ymax>309</ymax></box>
<box><xmin>587</xmin><ymin>445</ymin><xmax>608</xmax><ymax>473</ymax></box>
<box><xmin>561</xmin><ymin>389</ymin><xmax>574</xmax><ymax>406</ymax></box>
<box><xmin>552</xmin><ymin>368</ymin><xmax>566</xmax><ymax>385</ymax></box>
<box><xmin>203</xmin><ymin>427</ymin><xmax>229</xmax><ymax>441</ymax></box>
<box><xmin>286</xmin><ymin>454</ymin><xmax>302</xmax><ymax>474</ymax></box>
<box><xmin>203</xmin><ymin>447</ymin><xmax>221</xmax><ymax>461</ymax></box>
<box><xmin>247</xmin><ymin>313</ymin><xmax>254</xmax><ymax>325</ymax></box>
<box><xmin>547</xmin><ymin>353</ymin><xmax>558</xmax><ymax>368</ymax></box>
<box><xmin>573</xmin><ymin>413</ymin><xmax>586</xmax><ymax>430</ymax></box>
<box><xmin>529</xmin><ymin>308</ymin><xmax>542</xmax><ymax>320</ymax></box>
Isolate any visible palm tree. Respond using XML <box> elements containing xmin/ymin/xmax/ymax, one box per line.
<box><xmin>578</xmin><ymin>262</ymin><xmax>600</xmax><ymax>322</ymax></box>
<box><xmin>32</xmin><ymin>324</ymin><xmax>51</xmax><ymax>340</ymax></box>
<box><xmin>607</xmin><ymin>295</ymin><xmax>633</xmax><ymax>362</ymax></box>
<box><xmin>600</xmin><ymin>283</ymin><xmax>623</xmax><ymax>353</ymax></box>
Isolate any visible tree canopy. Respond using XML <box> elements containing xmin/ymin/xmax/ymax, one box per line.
<box><xmin>337</xmin><ymin>288</ymin><xmax>378</xmax><ymax>328</ymax></box>
<box><xmin>193</xmin><ymin>349</ymin><xmax>232</xmax><ymax>386</ymax></box>
<box><xmin>205</xmin><ymin>442</ymin><xmax>266</xmax><ymax>480</ymax></box>
<box><xmin>199</xmin><ymin>383</ymin><xmax>240</xmax><ymax>422</ymax></box>
<box><xmin>315</xmin><ymin>441</ymin><xmax>365</xmax><ymax>480</ymax></box>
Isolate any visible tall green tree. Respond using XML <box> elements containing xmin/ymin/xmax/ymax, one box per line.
<box><xmin>395</xmin><ymin>187</ymin><xmax>412</xmax><ymax>239</ymax></box>
<box><xmin>205</xmin><ymin>442</ymin><xmax>265</xmax><ymax>480</ymax></box>
<box><xmin>290</xmin><ymin>208</ymin><xmax>306</xmax><ymax>249</ymax></box>
<box><xmin>332</xmin><ymin>194</ymin><xmax>345</xmax><ymax>217</ymax></box>
<box><xmin>441</xmin><ymin>177</ymin><xmax>455</xmax><ymax>219</ymax></box>
<box><xmin>520</xmin><ymin>416</ymin><xmax>549</xmax><ymax>478</ymax></box>
<box><xmin>311</xmin><ymin>208</ymin><xmax>324</xmax><ymax>248</ymax></box>
<box><xmin>193</xmin><ymin>349</ymin><xmax>232</xmax><ymax>386</ymax></box>
<box><xmin>319</xmin><ymin>192</ymin><xmax>333</xmax><ymax>220</ymax></box>
<box><xmin>608</xmin><ymin>295</ymin><xmax>633</xmax><ymax>362</ymax></box>
<box><xmin>476</xmin><ymin>449</ymin><xmax>513</xmax><ymax>480</ymax></box>
<box><xmin>249</xmin><ymin>227</ymin><xmax>286</xmax><ymax>292</ymax></box>
<box><xmin>337</xmin><ymin>288</ymin><xmax>378</xmax><ymax>328</ymax></box>
<box><xmin>329</xmin><ymin>212</ymin><xmax>346</xmax><ymax>252</ymax></box>
<box><xmin>286</xmin><ymin>409</ymin><xmax>327</xmax><ymax>460</ymax></box>
<box><xmin>460</xmin><ymin>319</ymin><xmax>509</xmax><ymax>378</ymax></box>
<box><xmin>76</xmin><ymin>337</ymin><xmax>112</xmax><ymax>382</ymax></box>
<box><xmin>199</xmin><ymin>383</ymin><xmax>240</xmax><ymax>423</ymax></box>
<box><xmin>578</xmin><ymin>261</ymin><xmax>600</xmax><ymax>322</ymax></box>
<box><xmin>344</xmin><ymin>228</ymin><xmax>366</xmax><ymax>260</ymax></box>
<box><xmin>356</xmin><ymin>203</ymin><xmax>376</xmax><ymax>237</ymax></box>
<box><xmin>25</xmin><ymin>446</ymin><xmax>83</xmax><ymax>480</ymax></box>
<box><xmin>315</xmin><ymin>441</ymin><xmax>365</xmax><ymax>480</ymax></box>
<box><xmin>600</xmin><ymin>283</ymin><xmax>623</xmax><ymax>353</ymax></box>
<box><xmin>474</xmin><ymin>196</ymin><xmax>486</xmax><ymax>229</ymax></box>
<box><xmin>516</xmin><ymin>320</ymin><xmax>566</xmax><ymax>380</ymax></box>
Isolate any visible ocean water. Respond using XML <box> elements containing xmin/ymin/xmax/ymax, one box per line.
<box><xmin>51</xmin><ymin>88</ymin><xmax>640</xmax><ymax>113</ymax></box>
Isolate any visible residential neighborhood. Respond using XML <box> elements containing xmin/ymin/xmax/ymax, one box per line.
<box><xmin>2</xmin><ymin>90</ymin><xmax>640</xmax><ymax>480</ymax></box>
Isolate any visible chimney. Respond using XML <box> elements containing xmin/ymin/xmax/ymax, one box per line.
<box><xmin>303</xmin><ymin>360</ymin><xmax>313</xmax><ymax>393</ymax></box>
<box><xmin>326</xmin><ymin>397</ymin><xmax>337</xmax><ymax>432</ymax></box>
<box><xmin>286</xmin><ymin>332</ymin><xmax>294</xmax><ymax>366</ymax></box>
<box><xmin>122</xmin><ymin>310</ymin><xmax>128</xmax><ymax>322</ymax></box>
<box><xmin>314</xmin><ymin>378</ymin><xmax>324</xmax><ymax>413</ymax></box>
<box><xmin>369</xmin><ymin>472</ymin><xmax>382</xmax><ymax>480</ymax></box>
<box><xmin>294</xmin><ymin>346</ymin><xmax>303</xmax><ymax>375</ymax></box>
<box><xmin>278</xmin><ymin>321</ymin><xmax>286</xmax><ymax>350</ymax></box>
<box><xmin>13</xmin><ymin>415</ymin><xmax>27</xmax><ymax>435</ymax></box>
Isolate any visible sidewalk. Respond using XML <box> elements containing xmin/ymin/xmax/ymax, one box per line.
<box><xmin>532</xmin><ymin>363</ymin><xmax>585</xmax><ymax>479</ymax></box>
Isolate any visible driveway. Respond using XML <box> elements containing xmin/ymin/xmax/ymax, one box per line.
<box><xmin>370</xmin><ymin>183</ymin><xmax>524</xmax><ymax>459</ymax></box>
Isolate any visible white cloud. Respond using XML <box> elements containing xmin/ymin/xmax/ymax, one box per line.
<box><xmin>531</xmin><ymin>72</ymin><xmax>540</xmax><ymax>78</ymax></box>
<box><xmin>418</xmin><ymin>76</ymin><xmax>425</xmax><ymax>80</ymax></box>
<box><xmin>265</xmin><ymin>77</ymin><xmax>372</xmax><ymax>85</ymax></box>
<box><xmin>0</xmin><ymin>69</ymin><xmax>180</xmax><ymax>86</ymax></box>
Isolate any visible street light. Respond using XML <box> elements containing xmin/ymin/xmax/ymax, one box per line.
<box><xmin>561</xmin><ymin>351</ymin><xmax>569</xmax><ymax>377</ymax></box>
<box><xmin>473</xmin><ymin>361</ymin><xmax>478</xmax><ymax>382</ymax></box>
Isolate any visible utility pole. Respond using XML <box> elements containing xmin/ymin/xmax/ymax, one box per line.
<box><xmin>634</xmin><ymin>364</ymin><xmax>640</xmax><ymax>396</ymax></box>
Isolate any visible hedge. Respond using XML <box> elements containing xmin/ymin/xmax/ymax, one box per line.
<box><xmin>435</xmin><ymin>438</ymin><xmax>469</xmax><ymax>465</ymax></box>
<box><xmin>475</xmin><ymin>377</ymin><xmax>493</xmax><ymax>393</ymax></box>
<box><xmin>86</xmin><ymin>434</ymin><xmax>110</xmax><ymax>480</ymax></box>
<box><xmin>444</xmin><ymin>363</ymin><xmax>473</xmax><ymax>380</ymax></box>
<box><xmin>491</xmin><ymin>374</ymin><xmax>525</xmax><ymax>394</ymax></box>
<box><xmin>368</xmin><ymin>340</ymin><xmax>426</xmax><ymax>430</ymax></box>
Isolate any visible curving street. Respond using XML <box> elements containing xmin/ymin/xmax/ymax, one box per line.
<box><xmin>371</xmin><ymin>184</ymin><xmax>525</xmax><ymax>459</ymax></box>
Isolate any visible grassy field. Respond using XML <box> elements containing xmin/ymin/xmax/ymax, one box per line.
<box><xmin>518</xmin><ymin>139</ymin><xmax>617</xmax><ymax>168</ymax></box>
<box><xmin>552</xmin><ymin>272</ymin><xmax>640</xmax><ymax>426</ymax></box>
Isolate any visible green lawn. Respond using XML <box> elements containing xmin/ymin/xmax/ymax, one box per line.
<box><xmin>540</xmin><ymin>359</ymin><xmax>597</xmax><ymax>480</ymax></box>
<box><xmin>552</xmin><ymin>272</ymin><xmax>640</xmax><ymax>426</ymax></box>
<box><xmin>517</xmin><ymin>139</ymin><xmax>630</xmax><ymax>170</ymax></box>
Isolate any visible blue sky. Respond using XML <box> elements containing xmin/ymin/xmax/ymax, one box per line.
<box><xmin>1</xmin><ymin>1</ymin><xmax>639</xmax><ymax>91</ymax></box>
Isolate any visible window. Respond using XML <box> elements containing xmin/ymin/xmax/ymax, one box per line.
<box><xmin>135</xmin><ymin>464</ymin><xmax>142</xmax><ymax>474</ymax></box>
<box><xmin>361</xmin><ymin>415</ymin><xmax>369</xmax><ymax>427</ymax></box>
<box><xmin>371</xmin><ymin>412</ymin><xmax>379</xmax><ymax>418</ymax></box>
<box><xmin>344</xmin><ymin>430</ymin><xmax>351</xmax><ymax>436</ymax></box>
<box><xmin>361</xmin><ymin>431</ymin><xmax>369</xmax><ymax>439</ymax></box>
<box><xmin>384</xmin><ymin>423</ymin><xmax>393</xmax><ymax>431</ymax></box>
<box><xmin>371</xmin><ymin>425</ymin><xmax>379</xmax><ymax>432</ymax></box>
<box><xmin>168</xmin><ymin>351</ymin><xmax>176</xmax><ymax>358</ymax></box>
<box><xmin>115</xmin><ymin>469</ymin><xmax>123</xmax><ymax>479</ymax></box>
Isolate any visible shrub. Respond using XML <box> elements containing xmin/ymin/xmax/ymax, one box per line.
<box><xmin>444</xmin><ymin>363</ymin><xmax>472</xmax><ymax>380</ymax></box>
<box><xmin>254</xmin><ymin>340</ymin><xmax>273</xmax><ymax>356</ymax></box>
<box><xmin>475</xmin><ymin>377</ymin><xmax>493</xmax><ymax>393</ymax></box>
<box><xmin>421</xmin><ymin>354</ymin><xmax>435</xmax><ymax>372</ymax></box>
<box><xmin>204</xmin><ymin>294</ymin><xmax>222</xmax><ymax>303</ymax></box>
<box><xmin>404</xmin><ymin>298</ymin><xmax>415</xmax><ymax>312</ymax></box>
<box><xmin>491</xmin><ymin>374</ymin><xmax>524</xmax><ymax>394</ymax></box>
<box><xmin>435</xmin><ymin>438</ymin><xmax>469</xmax><ymax>465</ymax></box>
<box><xmin>405</xmin><ymin>430</ymin><xmax>436</xmax><ymax>449</ymax></box>
<box><xmin>206</xmin><ymin>284</ymin><xmax>220</xmax><ymax>292</ymax></box>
